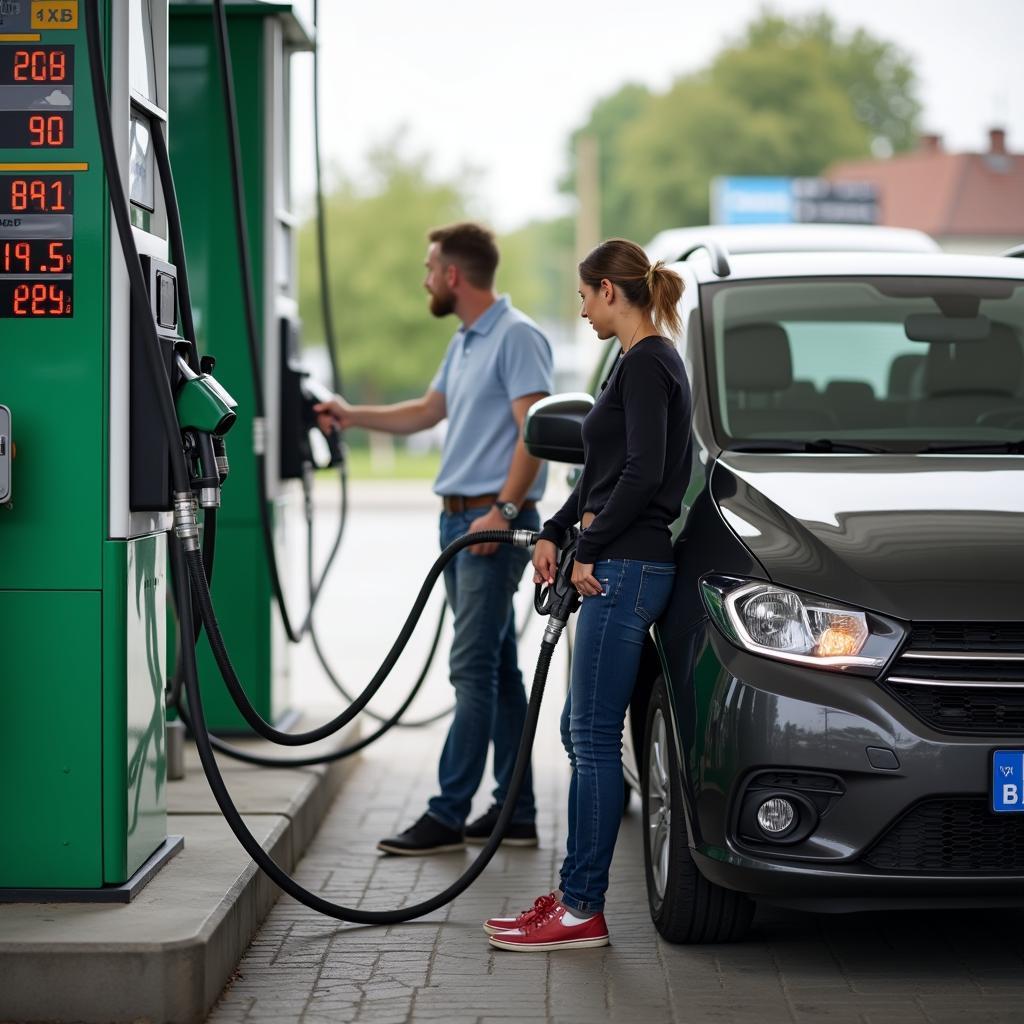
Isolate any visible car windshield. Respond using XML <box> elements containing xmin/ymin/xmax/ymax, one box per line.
<box><xmin>702</xmin><ymin>276</ymin><xmax>1024</xmax><ymax>452</ymax></box>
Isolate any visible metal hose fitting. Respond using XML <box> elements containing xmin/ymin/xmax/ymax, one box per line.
<box><xmin>173</xmin><ymin>491</ymin><xmax>201</xmax><ymax>551</ymax></box>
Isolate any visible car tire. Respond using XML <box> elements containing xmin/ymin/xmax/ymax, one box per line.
<box><xmin>641</xmin><ymin>677</ymin><xmax>755</xmax><ymax>944</ymax></box>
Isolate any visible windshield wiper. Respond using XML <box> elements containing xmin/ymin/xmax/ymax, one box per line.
<box><xmin>918</xmin><ymin>441</ymin><xmax>1024</xmax><ymax>454</ymax></box>
<box><xmin>727</xmin><ymin>439</ymin><xmax>890</xmax><ymax>454</ymax></box>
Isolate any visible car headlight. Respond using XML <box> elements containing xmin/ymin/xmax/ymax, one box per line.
<box><xmin>699</xmin><ymin>575</ymin><xmax>905</xmax><ymax>674</ymax></box>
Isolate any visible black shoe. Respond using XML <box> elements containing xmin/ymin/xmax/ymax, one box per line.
<box><xmin>465</xmin><ymin>805</ymin><xmax>539</xmax><ymax>847</ymax></box>
<box><xmin>377</xmin><ymin>813</ymin><xmax>465</xmax><ymax>856</ymax></box>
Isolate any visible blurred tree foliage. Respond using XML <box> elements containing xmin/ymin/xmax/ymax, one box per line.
<box><xmin>297</xmin><ymin>141</ymin><xmax>573</xmax><ymax>403</ymax></box>
<box><xmin>564</xmin><ymin>10</ymin><xmax>922</xmax><ymax>241</ymax></box>
<box><xmin>296</xmin><ymin>141</ymin><xmax>466</xmax><ymax>404</ymax></box>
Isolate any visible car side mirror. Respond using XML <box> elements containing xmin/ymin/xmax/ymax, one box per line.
<box><xmin>524</xmin><ymin>392</ymin><xmax>593</xmax><ymax>463</ymax></box>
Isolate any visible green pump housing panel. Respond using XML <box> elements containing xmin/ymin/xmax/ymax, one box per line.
<box><xmin>168</xmin><ymin>1</ymin><xmax>312</xmax><ymax>732</ymax></box>
<box><xmin>0</xmin><ymin>1</ymin><xmax>170</xmax><ymax>890</ymax></box>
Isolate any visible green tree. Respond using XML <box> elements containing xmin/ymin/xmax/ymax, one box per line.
<box><xmin>563</xmin><ymin>9</ymin><xmax>921</xmax><ymax>241</ymax></box>
<box><xmin>559</xmin><ymin>83</ymin><xmax>652</xmax><ymax>239</ymax></box>
<box><xmin>296</xmin><ymin>141</ymin><xmax>468</xmax><ymax>405</ymax></box>
<box><xmin>499</xmin><ymin>215</ymin><xmax>577</xmax><ymax>326</ymax></box>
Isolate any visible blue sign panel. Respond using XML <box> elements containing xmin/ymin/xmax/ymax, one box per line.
<box><xmin>712</xmin><ymin>177</ymin><xmax>793</xmax><ymax>225</ymax></box>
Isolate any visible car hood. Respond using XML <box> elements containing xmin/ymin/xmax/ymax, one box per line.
<box><xmin>711</xmin><ymin>453</ymin><xmax>1024</xmax><ymax>621</ymax></box>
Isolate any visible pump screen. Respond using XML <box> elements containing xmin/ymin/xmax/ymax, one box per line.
<box><xmin>0</xmin><ymin>280</ymin><xmax>72</xmax><ymax>317</ymax></box>
<box><xmin>0</xmin><ymin>45</ymin><xmax>74</xmax><ymax>149</ymax></box>
<box><xmin>1</xmin><ymin>175</ymin><xmax>73</xmax><ymax>214</ymax></box>
<box><xmin>0</xmin><ymin>40</ymin><xmax>76</xmax><ymax>317</ymax></box>
<box><xmin>0</xmin><ymin>238</ymin><xmax>72</xmax><ymax>273</ymax></box>
<box><xmin>0</xmin><ymin>47</ymin><xmax>74</xmax><ymax>85</ymax></box>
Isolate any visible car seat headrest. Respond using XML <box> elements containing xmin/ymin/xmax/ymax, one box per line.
<box><xmin>725</xmin><ymin>323</ymin><xmax>793</xmax><ymax>392</ymax></box>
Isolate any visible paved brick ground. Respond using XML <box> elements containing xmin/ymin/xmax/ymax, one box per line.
<box><xmin>205</xmin><ymin>699</ymin><xmax>1024</xmax><ymax>1024</ymax></box>
<box><xmin>203</xmin><ymin>483</ymin><xmax>1024</xmax><ymax>1023</ymax></box>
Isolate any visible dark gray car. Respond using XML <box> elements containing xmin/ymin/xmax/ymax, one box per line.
<box><xmin>526</xmin><ymin>244</ymin><xmax>1024</xmax><ymax>943</ymax></box>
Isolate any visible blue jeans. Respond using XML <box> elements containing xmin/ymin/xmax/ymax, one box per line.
<box><xmin>559</xmin><ymin>558</ymin><xmax>676</xmax><ymax>914</ymax></box>
<box><xmin>427</xmin><ymin>505</ymin><xmax>539</xmax><ymax>830</ymax></box>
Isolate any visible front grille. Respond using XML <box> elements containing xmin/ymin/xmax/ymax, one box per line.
<box><xmin>864</xmin><ymin>798</ymin><xmax>1024</xmax><ymax>873</ymax></box>
<box><xmin>881</xmin><ymin>622</ymin><xmax>1024</xmax><ymax>736</ymax></box>
<box><xmin>908</xmin><ymin>623</ymin><xmax>1024</xmax><ymax>652</ymax></box>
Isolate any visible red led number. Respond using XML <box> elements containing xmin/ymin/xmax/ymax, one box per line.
<box><xmin>2</xmin><ymin>241</ymin><xmax>31</xmax><ymax>273</ymax></box>
<box><xmin>29</xmin><ymin>114</ymin><xmax>64</xmax><ymax>148</ymax></box>
<box><xmin>46</xmin><ymin>240</ymin><xmax>69</xmax><ymax>272</ymax></box>
<box><xmin>10</xmin><ymin>179</ymin><xmax>66</xmax><ymax>212</ymax></box>
<box><xmin>13</xmin><ymin>283</ymin><xmax>69</xmax><ymax>316</ymax></box>
<box><xmin>13</xmin><ymin>49</ymin><xmax>66</xmax><ymax>82</ymax></box>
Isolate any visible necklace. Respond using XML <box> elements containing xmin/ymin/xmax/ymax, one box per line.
<box><xmin>622</xmin><ymin>321</ymin><xmax>643</xmax><ymax>352</ymax></box>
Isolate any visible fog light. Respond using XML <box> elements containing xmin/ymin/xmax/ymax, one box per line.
<box><xmin>757</xmin><ymin>797</ymin><xmax>796</xmax><ymax>834</ymax></box>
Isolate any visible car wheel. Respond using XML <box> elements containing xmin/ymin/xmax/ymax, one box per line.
<box><xmin>642</xmin><ymin>677</ymin><xmax>755</xmax><ymax>944</ymax></box>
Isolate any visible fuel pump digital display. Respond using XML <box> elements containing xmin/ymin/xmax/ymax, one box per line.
<box><xmin>0</xmin><ymin>42</ymin><xmax>76</xmax><ymax>316</ymax></box>
<box><xmin>0</xmin><ymin>46</ymin><xmax>74</xmax><ymax>85</ymax></box>
<box><xmin>0</xmin><ymin>45</ymin><xmax>75</xmax><ymax>149</ymax></box>
<box><xmin>0</xmin><ymin>111</ymin><xmax>72</xmax><ymax>148</ymax></box>
<box><xmin>0</xmin><ymin>280</ymin><xmax>72</xmax><ymax>317</ymax></box>
<box><xmin>1</xmin><ymin>175</ymin><xmax>72</xmax><ymax>213</ymax></box>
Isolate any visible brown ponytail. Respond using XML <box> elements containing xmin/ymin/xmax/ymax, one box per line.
<box><xmin>579</xmin><ymin>239</ymin><xmax>684</xmax><ymax>339</ymax></box>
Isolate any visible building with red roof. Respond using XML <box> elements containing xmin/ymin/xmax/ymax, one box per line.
<box><xmin>829</xmin><ymin>129</ymin><xmax>1024</xmax><ymax>254</ymax></box>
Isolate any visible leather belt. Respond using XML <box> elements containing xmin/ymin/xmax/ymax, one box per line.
<box><xmin>441</xmin><ymin>494</ymin><xmax>537</xmax><ymax>515</ymax></box>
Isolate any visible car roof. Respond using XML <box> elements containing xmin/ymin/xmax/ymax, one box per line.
<box><xmin>675</xmin><ymin>250</ymin><xmax>1024</xmax><ymax>286</ymax></box>
<box><xmin>647</xmin><ymin>224</ymin><xmax>941</xmax><ymax>263</ymax></box>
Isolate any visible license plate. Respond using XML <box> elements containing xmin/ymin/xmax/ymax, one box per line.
<box><xmin>992</xmin><ymin>750</ymin><xmax>1024</xmax><ymax>812</ymax></box>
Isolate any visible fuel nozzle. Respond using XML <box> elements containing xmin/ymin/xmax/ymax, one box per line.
<box><xmin>175</xmin><ymin>353</ymin><xmax>238</xmax><ymax>438</ymax></box>
<box><xmin>300</xmin><ymin>376</ymin><xmax>346</xmax><ymax>469</ymax></box>
<box><xmin>182</xmin><ymin>428</ymin><xmax>222</xmax><ymax>508</ymax></box>
<box><xmin>534</xmin><ymin>527</ymin><xmax>582</xmax><ymax>646</ymax></box>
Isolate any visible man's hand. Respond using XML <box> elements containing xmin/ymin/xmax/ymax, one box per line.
<box><xmin>532</xmin><ymin>539</ymin><xmax>558</xmax><ymax>585</ymax></box>
<box><xmin>314</xmin><ymin>395</ymin><xmax>356</xmax><ymax>433</ymax></box>
<box><xmin>571</xmin><ymin>560</ymin><xmax>603</xmax><ymax>597</ymax></box>
<box><xmin>466</xmin><ymin>507</ymin><xmax>507</xmax><ymax>556</ymax></box>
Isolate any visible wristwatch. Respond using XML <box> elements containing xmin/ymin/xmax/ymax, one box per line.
<box><xmin>496</xmin><ymin>500</ymin><xmax>519</xmax><ymax>522</ymax></box>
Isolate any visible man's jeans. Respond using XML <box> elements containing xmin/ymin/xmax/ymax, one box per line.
<box><xmin>559</xmin><ymin>558</ymin><xmax>676</xmax><ymax>914</ymax></box>
<box><xmin>427</xmin><ymin>505</ymin><xmax>539</xmax><ymax>831</ymax></box>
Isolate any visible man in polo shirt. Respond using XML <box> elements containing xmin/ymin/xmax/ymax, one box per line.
<box><xmin>315</xmin><ymin>222</ymin><xmax>553</xmax><ymax>854</ymax></box>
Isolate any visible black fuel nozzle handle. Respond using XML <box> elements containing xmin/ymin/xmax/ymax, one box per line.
<box><xmin>534</xmin><ymin>527</ymin><xmax>582</xmax><ymax>625</ymax></box>
<box><xmin>182</xmin><ymin>428</ymin><xmax>222</xmax><ymax>508</ymax></box>
<box><xmin>300</xmin><ymin>376</ymin><xmax>346</xmax><ymax>468</ymax></box>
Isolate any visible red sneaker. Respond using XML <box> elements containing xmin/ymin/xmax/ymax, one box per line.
<box><xmin>488</xmin><ymin>902</ymin><xmax>610</xmax><ymax>951</ymax></box>
<box><xmin>482</xmin><ymin>891</ymin><xmax>558</xmax><ymax>936</ymax></box>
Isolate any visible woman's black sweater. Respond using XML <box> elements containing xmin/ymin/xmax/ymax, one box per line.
<box><xmin>537</xmin><ymin>336</ymin><xmax>692</xmax><ymax>565</ymax></box>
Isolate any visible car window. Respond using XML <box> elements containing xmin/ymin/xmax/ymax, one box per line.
<box><xmin>703</xmin><ymin>276</ymin><xmax>1024</xmax><ymax>450</ymax></box>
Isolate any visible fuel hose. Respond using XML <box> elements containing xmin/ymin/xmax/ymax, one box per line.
<box><xmin>174</xmin><ymin>526</ymin><xmax>579</xmax><ymax>924</ymax></box>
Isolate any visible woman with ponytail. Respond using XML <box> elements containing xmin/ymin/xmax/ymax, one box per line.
<box><xmin>486</xmin><ymin>239</ymin><xmax>693</xmax><ymax>951</ymax></box>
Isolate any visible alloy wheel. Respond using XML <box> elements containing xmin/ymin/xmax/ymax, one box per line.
<box><xmin>647</xmin><ymin>707</ymin><xmax>672</xmax><ymax>910</ymax></box>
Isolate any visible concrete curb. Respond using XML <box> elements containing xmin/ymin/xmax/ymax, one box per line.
<box><xmin>0</xmin><ymin>719</ymin><xmax>360</xmax><ymax>1024</ymax></box>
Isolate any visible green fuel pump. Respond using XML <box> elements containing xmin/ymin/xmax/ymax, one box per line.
<box><xmin>0</xmin><ymin>0</ymin><xmax>196</xmax><ymax>893</ymax></box>
<box><xmin>165</xmin><ymin>0</ymin><xmax>314</xmax><ymax>732</ymax></box>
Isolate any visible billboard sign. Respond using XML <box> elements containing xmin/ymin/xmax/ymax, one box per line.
<box><xmin>712</xmin><ymin>177</ymin><xmax>878</xmax><ymax>225</ymax></box>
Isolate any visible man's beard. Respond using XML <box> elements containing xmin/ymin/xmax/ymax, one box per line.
<box><xmin>428</xmin><ymin>289</ymin><xmax>456</xmax><ymax>318</ymax></box>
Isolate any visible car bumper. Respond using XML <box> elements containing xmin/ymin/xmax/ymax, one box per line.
<box><xmin>668</xmin><ymin>625</ymin><xmax>1024</xmax><ymax>905</ymax></box>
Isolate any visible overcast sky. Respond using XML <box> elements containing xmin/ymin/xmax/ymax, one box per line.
<box><xmin>288</xmin><ymin>0</ymin><xmax>1022</xmax><ymax>232</ymax></box>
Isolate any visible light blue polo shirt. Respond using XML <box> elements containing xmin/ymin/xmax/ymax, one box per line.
<box><xmin>430</xmin><ymin>296</ymin><xmax>553</xmax><ymax>500</ymax></box>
